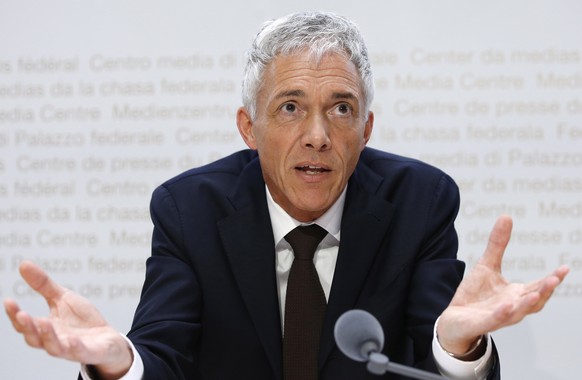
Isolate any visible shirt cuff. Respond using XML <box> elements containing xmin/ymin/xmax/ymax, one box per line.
<box><xmin>432</xmin><ymin>318</ymin><xmax>494</xmax><ymax>380</ymax></box>
<box><xmin>79</xmin><ymin>334</ymin><xmax>144</xmax><ymax>380</ymax></box>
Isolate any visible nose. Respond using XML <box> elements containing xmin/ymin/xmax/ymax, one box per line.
<box><xmin>301</xmin><ymin>115</ymin><xmax>331</xmax><ymax>151</ymax></box>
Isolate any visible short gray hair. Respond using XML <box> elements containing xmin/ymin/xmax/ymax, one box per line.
<box><xmin>242</xmin><ymin>11</ymin><xmax>374</xmax><ymax>120</ymax></box>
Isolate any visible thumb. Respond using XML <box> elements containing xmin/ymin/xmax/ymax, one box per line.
<box><xmin>19</xmin><ymin>260</ymin><xmax>66</xmax><ymax>303</ymax></box>
<box><xmin>479</xmin><ymin>215</ymin><xmax>513</xmax><ymax>271</ymax></box>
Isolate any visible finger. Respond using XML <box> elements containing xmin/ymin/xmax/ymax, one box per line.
<box><xmin>15</xmin><ymin>311</ymin><xmax>44</xmax><ymax>348</ymax></box>
<box><xmin>5</xmin><ymin>300</ymin><xmax>47</xmax><ymax>348</ymax></box>
<box><xmin>527</xmin><ymin>267</ymin><xmax>571</xmax><ymax>312</ymax></box>
<box><xmin>36</xmin><ymin>320</ymin><xmax>91</xmax><ymax>362</ymax></box>
<box><xmin>488</xmin><ymin>288</ymin><xmax>542</xmax><ymax>331</ymax></box>
<box><xmin>4</xmin><ymin>298</ymin><xmax>26</xmax><ymax>332</ymax></box>
<box><xmin>504</xmin><ymin>277</ymin><xmax>563</xmax><ymax>322</ymax></box>
<box><xmin>523</xmin><ymin>265</ymin><xmax>570</xmax><ymax>297</ymax></box>
<box><xmin>553</xmin><ymin>265</ymin><xmax>570</xmax><ymax>282</ymax></box>
<box><xmin>37</xmin><ymin>319</ymin><xmax>69</xmax><ymax>358</ymax></box>
<box><xmin>19</xmin><ymin>260</ymin><xmax>66</xmax><ymax>303</ymax></box>
<box><xmin>491</xmin><ymin>300</ymin><xmax>516</xmax><ymax>324</ymax></box>
<box><xmin>494</xmin><ymin>266</ymin><xmax>570</xmax><ymax>325</ymax></box>
<box><xmin>479</xmin><ymin>215</ymin><xmax>513</xmax><ymax>270</ymax></box>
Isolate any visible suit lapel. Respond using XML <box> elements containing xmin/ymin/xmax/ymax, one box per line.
<box><xmin>319</xmin><ymin>163</ymin><xmax>396</xmax><ymax>367</ymax></box>
<box><xmin>217</xmin><ymin>158</ymin><xmax>283</xmax><ymax>380</ymax></box>
<box><xmin>215</xmin><ymin>154</ymin><xmax>400</xmax><ymax>376</ymax></box>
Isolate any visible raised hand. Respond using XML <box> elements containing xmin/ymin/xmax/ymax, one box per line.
<box><xmin>4</xmin><ymin>260</ymin><xmax>133</xmax><ymax>380</ymax></box>
<box><xmin>437</xmin><ymin>215</ymin><xmax>570</xmax><ymax>355</ymax></box>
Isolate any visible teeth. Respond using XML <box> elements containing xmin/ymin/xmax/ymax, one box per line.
<box><xmin>298</xmin><ymin>165</ymin><xmax>326</xmax><ymax>174</ymax></box>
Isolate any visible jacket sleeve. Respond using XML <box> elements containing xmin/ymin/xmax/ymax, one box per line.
<box><xmin>126</xmin><ymin>185</ymin><xmax>202</xmax><ymax>380</ymax></box>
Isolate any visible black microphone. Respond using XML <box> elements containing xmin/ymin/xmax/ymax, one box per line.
<box><xmin>334</xmin><ymin>309</ymin><xmax>449</xmax><ymax>380</ymax></box>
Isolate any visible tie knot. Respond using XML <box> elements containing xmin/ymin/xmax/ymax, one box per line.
<box><xmin>284</xmin><ymin>224</ymin><xmax>328</xmax><ymax>261</ymax></box>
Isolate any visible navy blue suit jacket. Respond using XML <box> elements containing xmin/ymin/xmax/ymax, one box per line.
<box><xmin>125</xmin><ymin>147</ymin><xmax>500</xmax><ymax>379</ymax></box>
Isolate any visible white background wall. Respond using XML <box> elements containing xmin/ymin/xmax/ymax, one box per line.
<box><xmin>1</xmin><ymin>1</ymin><xmax>580</xmax><ymax>378</ymax></box>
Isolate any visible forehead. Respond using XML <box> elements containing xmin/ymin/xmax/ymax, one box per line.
<box><xmin>261</xmin><ymin>51</ymin><xmax>364</xmax><ymax>98</ymax></box>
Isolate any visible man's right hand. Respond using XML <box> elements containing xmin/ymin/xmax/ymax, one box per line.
<box><xmin>4</xmin><ymin>260</ymin><xmax>133</xmax><ymax>380</ymax></box>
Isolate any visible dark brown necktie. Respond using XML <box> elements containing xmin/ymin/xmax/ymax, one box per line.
<box><xmin>283</xmin><ymin>224</ymin><xmax>328</xmax><ymax>380</ymax></box>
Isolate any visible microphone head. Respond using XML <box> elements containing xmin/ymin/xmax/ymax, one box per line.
<box><xmin>334</xmin><ymin>309</ymin><xmax>384</xmax><ymax>362</ymax></box>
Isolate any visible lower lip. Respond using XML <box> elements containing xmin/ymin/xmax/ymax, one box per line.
<box><xmin>295</xmin><ymin>168</ymin><xmax>330</xmax><ymax>182</ymax></box>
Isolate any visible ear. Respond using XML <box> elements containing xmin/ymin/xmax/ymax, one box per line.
<box><xmin>236</xmin><ymin>107</ymin><xmax>257</xmax><ymax>150</ymax></box>
<box><xmin>362</xmin><ymin>111</ymin><xmax>374</xmax><ymax>146</ymax></box>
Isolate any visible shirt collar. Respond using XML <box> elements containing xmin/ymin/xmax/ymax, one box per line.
<box><xmin>266</xmin><ymin>185</ymin><xmax>345</xmax><ymax>248</ymax></box>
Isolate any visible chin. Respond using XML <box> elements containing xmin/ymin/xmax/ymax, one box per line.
<box><xmin>295</xmin><ymin>200</ymin><xmax>331</xmax><ymax>217</ymax></box>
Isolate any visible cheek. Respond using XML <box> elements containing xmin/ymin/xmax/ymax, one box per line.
<box><xmin>337</xmin><ymin>141</ymin><xmax>365</xmax><ymax>175</ymax></box>
<box><xmin>262</xmin><ymin>130</ymin><xmax>298</xmax><ymax>159</ymax></box>
<box><xmin>259</xmin><ymin>139</ymin><xmax>290</xmax><ymax>176</ymax></box>
<box><xmin>337</xmin><ymin>131</ymin><xmax>365</xmax><ymax>155</ymax></box>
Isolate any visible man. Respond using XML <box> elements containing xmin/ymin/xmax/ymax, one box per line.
<box><xmin>4</xmin><ymin>11</ymin><xmax>569</xmax><ymax>380</ymax></box>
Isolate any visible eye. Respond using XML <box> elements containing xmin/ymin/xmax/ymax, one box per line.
<box><xmin>333</xmin><ymin>102</ymin><xmax>353</xmax><ymax>116</ymax></box>
<box><xmin>282</xmin><ymin>102</ymin><xmax>297</xmax><ymax>113</ymax></box>
<box><xmin>337</xmin><ymin>103</ymin><xmax>350</xmax><ymax>114</ymax></box>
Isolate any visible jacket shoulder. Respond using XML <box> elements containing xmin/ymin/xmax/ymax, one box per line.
<box><xmin>163</xmin><ymin>150</ymin><xmax>258</xmax><ymax>187</ymax></box>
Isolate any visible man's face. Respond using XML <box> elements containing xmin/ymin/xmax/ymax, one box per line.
<box><xmin>237</xmin><ymin>52</ymin><xmax>373</xmax><ymax>222</ymax></box>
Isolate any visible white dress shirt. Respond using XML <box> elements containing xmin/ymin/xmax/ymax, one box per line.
<box><xmin>267</xmin><ymin>185</ymin><xmax>345</xmax><ymax>325</ymax></box>
<box><xmin>265</xmin><ymin>185</ymin><xmax>493</xmax><ymax>380</ymax></box>
<box><xmin>81</xmin><ymin>185</ymin><xmax>492</xmax><ymax>380</ymax></box>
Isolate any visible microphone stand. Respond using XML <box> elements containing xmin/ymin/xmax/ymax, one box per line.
<box><xmin>365</xmin><ymin>350</ymin><xmax>448</xmax><ymax>380</ymax></box>
<box><xmin>334</xmin><ymin>310</ymin><xmax>450</xmax><ymax>380</ymax></box>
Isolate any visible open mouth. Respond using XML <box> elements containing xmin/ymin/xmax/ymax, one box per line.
<box><xmin>295</xmin><ymin>165</ymin><xmax>331</xmax><ymax>175</ymax></box>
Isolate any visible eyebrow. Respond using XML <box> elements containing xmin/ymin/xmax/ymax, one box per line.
<box><xmin>274</xmin><ymin>90</ymin><xmax>358</xmax><ymax>100</ymax></box>
<box><xmin>332</xmin><ymin>92</ymin><xmax>357</xmax><ymax>100</ymax></box>
<box><xmin>274</xmin><ymin>89</ymin><xmax>306</xmax><ymax>99</ymax></box>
